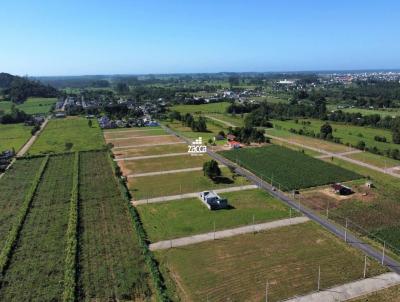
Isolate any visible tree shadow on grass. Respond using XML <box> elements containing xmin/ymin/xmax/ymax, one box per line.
<box><xmin>212</xmin><ymin>176</ymin><xmax>234</xmax><ymax>184</ymax></box>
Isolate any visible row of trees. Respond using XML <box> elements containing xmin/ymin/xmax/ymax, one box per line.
<box><xmin>169</xmin><ymin>111</ymin><xmax>208</xmax><ymax>132</ymax></box>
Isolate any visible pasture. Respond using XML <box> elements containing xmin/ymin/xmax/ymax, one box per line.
<box><xmin>346</xmin><ymin>151</ymin><xmax>400</xmax><ymax>168</ymax></box>
<box><xmin>0</xmin><ymin>97</ymin><xmax>57</xmax><ymax>115</ymax></box>
<box><xmin>156</xmin><ymin>222</ymin><xmax>386</xmax><ymax>302</ymax></box>
<box><xmin>273</xmin><ymin>119</ymin><xmax>398</xmax><ymax>154</ymax></box>
<box><xmin>171</xmin><ymin>102</ymin><xmax>230</xmax><ymax>114</ymax></box>
<box><xmin>0</xmin><ymin>123</ymin><xmax>32</xmax><ymax>152</ymax></box>
<box><xmin>78</xmin><ymin>151</ymin><xmax>152</xmax><ymax>300</ymax></box>
<box><xmin>128</xmin><ymin>167</ymin><xmax>250</xmax><ymax>199</ymax></box>
<box><xmin>120</xmin><ymin>154</ymin><xmax>211</xmax><ymax>174</ymax></box>
<box><xmin>220</xmin><ymin>145</ymin><xmax>361</xmax><ymax>190</ymax></box>
<box><xmin>137</xmin><ymin>189</ymin><xmax>294</xmax><ymax>242</ymax></box>
<box><xmin>28</xmin><ymin>116</ymin><xmax>104</xmax><ymax>154</ymax></box>
<box><xmin>0</xmin><ymin>154</ymin><xmax>74</xmax><ymax>301</ymax></box>
<box><xmin>0</xmin><ymin>157</ymin><xmax>44</xmax><ymax>249</ymax></box>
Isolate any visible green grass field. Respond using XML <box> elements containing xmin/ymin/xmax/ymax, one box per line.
<box><xmin>113</xmin><ymin>143</ymin><xmax>188</xmax><ymax>158</ymax></box>
<box><xmin>273</xmin><ymin>119</ymin><xmax>398</xmax><ymax>154</ymax></box>
<box><xmin>0</xmin><ymin>157</ymin><xmax>44</xmax><ymax>250</ymax></box>
<box><xmin>220</xmin><ymin>145</ymin><xmax>362</xmax><ymax>190</ymax></box>
<box><xmin>162</xmin><ymin>120</ymin><xmax>226</xmax><ymax>142</ymax></box>
<box><xmin>171</xmin><ymin>102</ymin><xmax>230</xmax><ymax>114</ymax></box>
<box><xmin>327</xmin><ymin>105</ymin><xmax>400</xmax><ymax>117</ymax></box>
<box><xmin>346</xmin><ymin>151</ymin><xmax>400</xmax><ymax>168</ymax></box>
<box><xmin>0</xmin><ymin>123</ymin><xmax>33</xmax><ymax>152</ymax></box>
<box><xmin>0</xmin><ymin>154</ymin><xmax>74</xmax><ymax>301</ymax></box>
<box><xmin>137</xmin><ymin>189</ymin><xmax>294</xmax><ymax>242</ymax></box>
<box><xmin>29</xmin><ymin>116</ymin><xmax>104</xmax><ymax>154</ymax></box>
<box><xmin>129</xmin><ymin>167</ymin><xmax>250</xmax><ymax>199</ymax></box>
<box><xmin>103</xmin><ymin>128</ymin><xmax>165</xmax><ymax>139</ymax></box>
<box><xmin>78</xmin><ymin>151</ymin><xmax>152</xmax><ymax>300</ymax></box>
<box><xmin>156</xmin><ymin>222</ymin><xmax>386</xmax><ymax>302</ymax></box>
<box><xmin>121</xmin><ymin>154</ymin><xmax>211</xmax><ymax>174</ymax></box>
<box><xmin>0</xmin><ymin>97</ymin><xmax>57</xmax><ymax>115</ymax></box>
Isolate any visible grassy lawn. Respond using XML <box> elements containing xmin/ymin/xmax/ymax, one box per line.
<box><xmin>78</xmin><ymin>151</ymin><xmax>152</xmax><ymax>300</ymax></box>
<box><xmin>273</xmin><ymin>119</ymin><xmax>398</xmax><ymax>153</ymax></box>
<box><xmin>171</xmin><ymin>102</ymin><xmax>230</xmax><ymax>114</ymax></box>
<box><xmin>113</xmin><ymin>143</ymin><xmax>188</xmax><ymax>158</ymax></box>
<box><xmin>111</xmin><ymin>134</ymin><xmax>181</xmax><ymax>148</ymax></box>
<box><xmin>0</xmin><ymin>157</ymin><xmax>44</xmax><ymax>250</ymax></box>
<box><xmin>137</xmin><ymin>189</ymin><xmax>294</xmax><ymax>242</ymax></box>
<box><xmin>0</xmin><ymin>154</ymin><xmax>74</xmax><ymax>301</ymax></box>
<box><xmin>104</xmin><ymin>128</ymin><xmax>165</xmax><ymax>139</ymax></box>
<box><xmin>220</xmin><ymin>145</ymin><xmax>361</xmax><ymax>191</ymax></box>
<box><xmin>346</xmin><ymin>151</ymin><xmax>400</xmax><ymax>168</ymax></box>
<box><xmin>327</xmin><ymin>105</ymin><xmax>400</xmax><ymax>117</ymax></box>
<box><xmin>128</xmin><ymin>167</ymin><xmax>250</xmax><ymax>199</ymax></box>
<box><xmin>156</xmin><ymin>222</ymin><xmax>386</xmax><ymax>302</ymax></box>
<box><xmin>28</xmin><ymin>116</ymin><xmax>105</xmax><ymax>154</ymax></box>
<box><xmin>0</xmin><ymin>97</ymin><xmax>57</xmax><ymax>115</ymax></box>
<box><xmin>206</xmin><ymin>113</ymin><xmax>245</xmax><ymax>127</ymax></box>
<box><xmin>270</xmin><ymin>137</ymin><xmax>323</xmax><ymax>157</ymax></box>
<box><xmin>103</xmin><ymin>126</ymin><xmax>162</xmax><ymax>132</ymax></box>
<box><xmin>0</xmin><ymin>123</ymin><xmax>33</xmax><ymax>152</ymax></box>
<box><xmin>162</xmin><ymin>120</ymin><xmax>225</xmax><ymax>142</ymax></box>
<box><xmin>121</xmin><ymin>154</ymin><xmax>211</xmax><ymax>174</ymax></box>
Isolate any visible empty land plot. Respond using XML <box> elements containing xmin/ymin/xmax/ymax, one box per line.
<box><xmin>129</xmin><ymin>167</ymin><xmax>250</xmax><ymax>199</ymax></box>
<box><xmin>113</xmin><ymin>143</ymin><xmax>188</xmax><ymax>159</ymax></box>
<box><xmin>111</xmin><ymin>134</ymin><xmax>181</xmax><ymax>148</ymax></box>
<box><xmin>0</xmin><ymin>157</ymin><xmax>44</xmax><ymax>249</ymax></box>
<box><xmin>0</xmin><ymin>154</ymin><xmax>74</xmax><ymax>301</ymax></box>
<box><xmin>120</xmin><ymin>154</ymin><xmax>211</xmax><ymax>174</ymax></box>
<box><xmin>163</xmin><ymin>120</ymin><xmax>226</xmax><ymax>142</ymax></box>
<box><xmin>0</xmin><ymin>123</ymin><xmax>32</xmax><ymax>152</ymax></box>
<box><xmin>104</xmin><ymin>128</ymin><xmax>165</xmax><ymax>140</ymax></box>
<box><xmin>137</xmin><ymin>189</ymin><xmax>294</xmax><ymax>242</ymax></box>
<box><xmin>220</xmin><ymin>145</ymin><xmax>361</xmax><ymax>190</ymax></box>
<box><xmin>78</xmin><ymin>151</ymin><xmax>152</xmax><ymax>301</ymax></box>
<box><xmin>156</xmin><ymin>222</ymin><xmax>386</xmax><ymax>302</ymax></box>
<box><xmin>28</xmin><ymin>116</ymin><xmax>104</xmax><ymax>154</ymax></box>
<box><xmin>346</xmin><ymin>151</ymin><xmax>400</xmax><ymax>169</ymax></box>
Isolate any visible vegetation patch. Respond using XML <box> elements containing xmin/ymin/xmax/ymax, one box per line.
<box><xmin>28</xmin><ymin>117</ymin><xmax>105</xmax><ymax>154</ymax></box>
<box><xmin>0</xmin><ymin>123</ymin><xmax>33</xmax><ymax>152</ymax></box>
<box><xmin>78</xmin><ymin>151</ymin><xmax>152</xmax><ymax>300</ymax></box>
<box><xmin>137</xmin><ymin>189</ymin><xmax>294</xmax><ymax>242</ymax></box>
<box><xmin>156</xmin><ymin>222</ymin><xmax>386</xmax><ymax>302</ymax></box>
<box><xmin>113</xmin><ymin>143</ymin><xmax>188</xmax><ymax>158</ymax></box>
<box><xmin>220</xmin><ymin>145</ymin><xmax>361</xmax><ymax>190</ymax></box>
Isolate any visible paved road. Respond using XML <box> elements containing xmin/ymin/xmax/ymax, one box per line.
<box><xmin>268</xmin><ymin>133</ymin><xmax>400</xmax><ymax>179</ymax></box>
<box><xmin>114</xmin><ymin>152</ymin><xmax>188</xmax><ymax>161</ymax></box>
<box><xmin>113</xmin><ymin>141</ymin><xmax>186</xmax><ymax>150</ymax></box>
<box><xmin>161</xmin><ymin>124</ymin><xmax>400</xmax><ymax>274</ymax></box>
<box><xmin>149</xmin><ymin>217</ymin><xmax>309</xmax><ymax>251</ymax></box>
<box><xmin>127</xmin><ymin>166</ymin><xmax>204</xmax><ymax>177</ymax></box>
<box><xmin>132</xmin><ymin>185</ymin><xmax>258</xmax><ymax>205</ymax></box>
<box><xmin>107</xmin><ymin>134</ymin><xmax>173</xmax><ymax>141</ymax></box>
<box><xmin>284</xmin><ymin>272</ymin><xmax>400</xmax><ymax>302</ymax></box>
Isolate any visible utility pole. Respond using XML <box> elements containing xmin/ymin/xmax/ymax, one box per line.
<box><xmin>317</xmin><ymin>265</ymin><xmax>321</xmax><ymax>291</ymax></box>
<box><xmin>382</xmin><ymin>241</ymin><xmax>386</xmax><ymax>265</ymax></box>
<box><xmin>345</xmin><ymin>219</ymin><xmax>348</xmax><ymax>242</ymax></box>
<box><xmin>326</xmin><ymin>200</ymin><xmax>330</xmax><ymax>219</ymax></box>
<box><xmin>363</xmin><ymin>255</ymin><xmax>367</xmax><ymax>279</ymax></box>
<box><xmin>213</xmin><ymin>220</ymin><xmax>216</xmax><ymax>240</ymax></box>
<box><xmin>265</xmin><ymin>280</ymin><xmax>269</xmax><ymax>302</ymax></box>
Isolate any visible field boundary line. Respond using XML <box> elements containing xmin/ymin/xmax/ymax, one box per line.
<box><xmin>0</xmin><ymin>155</ymin><xmax>49</xmax><ymax>276</ymax></box>
<box><xmin>127</xmin><ymin>167</ymin><xmax>203</xmax><ymax>177</ymax></box>
<box><xmin>282</xmin><ymin>272</ymin><xmax>400</xmax><ymax>302</ymax></box>
<box><xmin>107</xmin><ymin>134</ymin><xmax>174</xmax><ymax>141</ymax></box>
<box><xmin>149</xmin><ymin>217</ymin><xmax>309</xmax><ymax>250</ymax></box>
<box><xmin>115</xmin><ymin>152</ymin><xmax>189</xmax><ymax>161</ymax></box>
<box><xmin>132</xmin><ymin>185</ymin><xmax>258</xmax><ymax>205</ymax></box>
<box><xmin>113</xmin><ymin>141</ymin><xmax>186</xmax><ymax>150</ymax></box>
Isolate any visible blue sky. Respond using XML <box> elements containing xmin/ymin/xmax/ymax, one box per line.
<box><xmin>1</xmin><ymin>0</ymin><xmax>400</xmax><ymax>76</ymax></box>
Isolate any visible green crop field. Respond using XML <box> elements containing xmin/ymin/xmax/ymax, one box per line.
<box><xmin>137</xmin><ymin>189</ymin><xmax>294</xmax><ymax>242</ymax></box>
<box><xmin>0</xmin><ymin>157</ymin><xmax>44</xmax><ymax>249</ymax></box>
<box><xmin>29</xmin><ymin>116</ymin><xmax>104</xmax><ymax>154</ymax></box>
<box><xmin>273</xmin><ymin>119</ymin><xmax>398</xmax><ymax>154</ymax></box>
<box><xmin>121</xmin><ymin>154</ymin><xmax>211</xmax><ymax>174</ymax></box>
<box><xmin>171</xmin><ymin>102</ymin><xmax>230</xmax><ymax>114</ymax></box>
<box><xmin>156</xmin><ymin>222</ymin><xmax>386</xmax><ymax>302</ymax></box>
<box><xmin>0</xmin><ymin>154</ymin><xmax>74</xmax><ymax>301</ymax></box>
<box><xmin>129</xmin><ymin>167</ymin><xmax>250</xmax><ymax>199</ymax></box>
<box><xmin>220</xmin><ymin>145</ymin><xmax>361</xmax><ymax>190</ymax></box>
<box><xmin>78</xmin><ymin>151</ymin><xmax>152</xmax><ymax>300</ymax></box>
<box><xmin>0</xmin><ymin>123</ymin><xmax>33</xmax><ymax>152</ymax></box>
<box><xmin>0</xmin><ymin>97</ymin><xmax>57</xmax><ymax>115</ymax></box>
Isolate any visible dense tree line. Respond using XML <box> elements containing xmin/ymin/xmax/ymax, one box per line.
<box><xmin>227</xmin><ymin>127</ymin><xmax>267</xmax><ymax>144</ymax></box>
